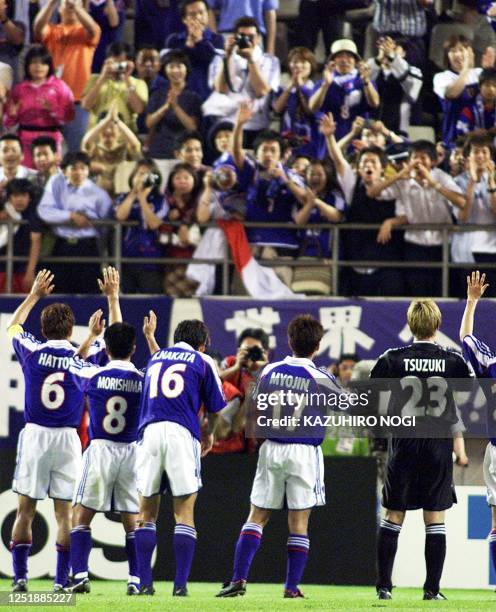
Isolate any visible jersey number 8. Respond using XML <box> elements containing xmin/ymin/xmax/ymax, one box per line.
<box><xmin>103</xmin><ymin>396</ymin><xmax>128</xmax><ymax>435</ymax></box>
<box><xmin>148</xmin><ymin>363</ymin><xmax>187</xmax><ymax>399</ymax></box>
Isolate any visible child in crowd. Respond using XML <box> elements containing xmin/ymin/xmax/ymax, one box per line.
<box><xmin>456</xmin><ymin>68</ymin><xmax>496</xmax><ymax>139</ymax></box>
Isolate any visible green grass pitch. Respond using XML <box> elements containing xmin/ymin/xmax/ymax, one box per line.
<box><xmin>1</xmin><ymin>580</ymin><xmax>494</xmax><ymax>611</ymax></box>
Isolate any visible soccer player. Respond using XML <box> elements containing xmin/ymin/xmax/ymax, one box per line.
<box><xmin>459</xmin><ymin>270</ymin><xmax>496</xmax><ymax>582</ymax></box>
<box><xmin>216</xmin><ymin>314</ymin><xmax>341</xmax><ymax>599</ymax></box>
<box><xmin>7</xmin><ymin>269</ymin><xmax>112</xmax><ymax>592</ymax></box>
<box><xmin>68</xmin><ymin>284</ymin><xmax>144</xmax><ymax>595</ymax></box>
<box><xmin>371</xmin><ymin>300</ymin><xmax>472</xmax><ymax>601</ymax></box>
<box><xmin>136</xmin><ymin>314</ymin><xmax>226</xmax><ymax>596</ymax></box>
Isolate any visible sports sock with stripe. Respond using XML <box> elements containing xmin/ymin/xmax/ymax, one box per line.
<box><xmin>10</xmin><ymin>540</ymin><xmax>31</xmax><ymax>582</ymax></box>
<box><xmin>125</xmin><ymin>531</ymin><xmax>139</xmax><ymax>585</ymax></box>
<box><xmin>135</xmin><ymin>522</ymin><xmax>156</xmax><ymax>589</ymax></box>
<box><xmin>424</xmin><ymin>523</ymin><xmax>446</xmax><ymax>594</ymax></box>
<box><xmin>70</xmin><ymin>526</ymin><xmax>92</xmax><ymax>580</ymax></box>
<box><xmin>285</xmin><ymin>534</ymin><xmax>309</xmax><ymax>592</ymax></box>
<box><xmin>173</xmin><ymin>524</ymin><xmax>197</xmax><ymax>589</ymax></box>
<box><xmin>55</xmin><ymin>543</ymin><xmax>70</xmax><ymax>587</ymax></box>
<box><xmin>232</xmin><ymin>522</ymin><xmax>263</xmax><ymax>582</ymax></box>
<box><xmin>376</xmin><ymin>519</ymin><xmax>401</xmax><ymax>591</ymax></box>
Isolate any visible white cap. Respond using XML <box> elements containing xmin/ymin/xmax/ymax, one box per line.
<box><xmin>330</xmin><ymin>39</ymin><xmax>360</xmax><ymax>60</ymax></box>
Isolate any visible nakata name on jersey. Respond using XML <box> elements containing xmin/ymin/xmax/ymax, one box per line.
<box><xmin>151</xmin><ymin>349</ymin><xmax>196</xmax><ymax>363</ymax></box>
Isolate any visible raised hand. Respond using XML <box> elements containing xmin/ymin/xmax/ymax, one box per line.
<box><xmin>237</xmin><ymin>100</ymin><xmax>255</xmax><ymax>126</ymax></box>
<box><xmin>467</xmin><ymin>270</ymin><xmax>489</xmax><ymax>301</ymax></box>
<box><xmin>323</xmin><ymin>62</ymin><xmax>335</xmax><ymax>85</ymax></box>
<box><xmin>143</xmin><ymin>310</ymin><xmax>157</xmax><ymax>338</ymax></box>
<box><xmin>88</xmin><ymin>309</ymin><xmax>105</xmax><ymax>336</ymax></box>
<box><xmin>30</xmin><ymin>269</ymin><xmax>55</xmax><ymax>298</ymax></box>
<box><xmin>97</xmin><ymin>266</ymin><xmax>120</xmax><ymax>297</ymax></box>
<box><xmin>319</xmin><ymin>112</ymin><xmax>337</xmax><ymax>137</ymax></box>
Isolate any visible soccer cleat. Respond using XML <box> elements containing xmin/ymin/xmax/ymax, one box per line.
<box><xmin>172</xmin><ymin>585</ymin><xmax>188</xmax><ymax>596</ymax></box>
<box><xmin>11</xmin><ymin>579</ymin><xmax>28</xmax><ymax>593</ymax></box>
<box><xmin>126</xmin><ymin>583</ymin><xmax>140</xmax><ymax>596</ymax></box>
<box><xmin>53</xmin><ymin>584</ymin><xmax>69</xmax><ymax>593</ymax></box>
<box><xmin>70</xmin><ymin>577</ymin><xmax>91</xmax><ymax>594</ymax></box>
<box><xmin>423</xmin><ymin>591</ymin><xmax>447</xmax><ymax>600</ymax></box>
<box><xmin>138</xmin><ymin>585</ymin><xmax>155</xmax><ymax>596</ymax></box>
<box><xmin>377</xmin><ymin>587</ymin><xmax>392</xmax><ymax>600</ymax></box>
<box><xmin>215</xmin><ymin>580</ymin><xmax>247</xmax><ymax>597</ymax></box>
<box><xmin>284</xmin><ymin>588</ymin><xmax>305</xmax><ymax>598</ymax></box>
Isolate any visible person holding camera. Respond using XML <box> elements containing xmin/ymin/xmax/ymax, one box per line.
<box><xmin>82</xmin><ymin>41</ymin><xmax>148</xmax><ymax>134</ymax></box>
<box><xmin>114</xmin><ymin>158</ymin><xmax>168</xmax><ymax>294</ymax></box>
<box><xmin>204</xmin><ymin>16</ymin><xmax>280</xmax><ymax>147</ymax></box>
<box><xmin>220</xmin><ymin>328</ymin><xmax>269</xmax><ymax>397</ymax></box>
<box><xmin>145</xmin><ymin>50</ymin><xmax>203</xmax><ymax>160</ymax></box>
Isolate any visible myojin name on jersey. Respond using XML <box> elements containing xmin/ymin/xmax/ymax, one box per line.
<box><xmin>96</xmin><ymin>375</ymin><xmax>143</xmax><ymax>393</ymax></box>
<box><xmin>404</xmin><ymin>358</ymin><xmax>446</xmax><ymax>373</ymax></box>
<box><xmin>268</xmin><ymin>371</ymin><xmax>311</xmax><ymax>392</ymax></box>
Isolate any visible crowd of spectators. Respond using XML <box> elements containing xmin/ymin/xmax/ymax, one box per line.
<box><xmin>1</xmin><ymin>0</ymin><xmax>496</xmax><ymax>297</ymax></box>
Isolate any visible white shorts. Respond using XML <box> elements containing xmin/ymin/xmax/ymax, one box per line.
<box><xmin>13</xmin><ymin>423</ymin><xmax>82</xmax><ymax>501</ymax></box>
<box><xmin>137</xmin><ymin>421</ymin><xmax>201</xmax><ymax>498</ymax></box>
<box><xmin>484</xmin><ymin>442</ymin><xmax>496</xmax><ymax>506</ymax></box>
<box><xmin>250</xmin><ymin>440</ymin><xmax>326</xmax><ymax>510</ymax></box>
<box><xmin>73</xmin><ymin>439</ymin><xmax>139</xmax><ymax>513</ymax></box>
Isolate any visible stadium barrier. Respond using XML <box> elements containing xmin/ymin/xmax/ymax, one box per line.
<box><xmin>2</xmin><ymin>219</ymin><xmax>496</xmax><ymax>296</ymax></box>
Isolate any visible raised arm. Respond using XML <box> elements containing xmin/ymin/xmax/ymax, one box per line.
<box><xmin>33</xmin><ymin>0</ymin><xmax>57</xmax><ymax>42</ymax></box>
<box><xmin>7</xmin><ymin>269</ymin><xmax>54</xmax><ymax>329</ymax></box>
<box><xmin>143</xmin><ymin>310</ymin><xmax>159</xmax><ymax>355</ymax></box>
<box><xmin>74</xmin><ymin>0</ymin><xmax>100</xmax><ymax>38</ymax></box>
<box><xmin>232</xmin><ymin>101</ymin><xmax>254</xmax><ymax>169</ymax></box>
<box><xmin>97</xmin><ymin>266</ymin><xmax>122</xmax><ymax>325</ymax></box>
<box><xmin>459</xmin><ymin>270</ymin><xmax>489</xmax><ymax>341</ymax></box>
<box><xmin>264</xmin><ymin>9</ymin><xmax>276</xmax><ymax>56</ymax></box>
<box><xmin>320</xmin><ymin>112</ymin><xmax>346</xmax><ymax>178</ymax></box>
<box><xmin>358</xmin><ymin>62</ymin><xmax>379</xmax><ymax>109</ymax></box>
<box><xmin>309</xmin><ymin>63</ymin><xmax>334</xmax><ymax>112</ymax></box>
<box><xmin>76</xmin><ymin>309</ymin><xmax>105</xmax><ymax>359</ymax></box>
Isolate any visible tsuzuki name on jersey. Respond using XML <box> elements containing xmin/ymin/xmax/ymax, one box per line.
<box><xmin>404</xmin><ymin>358</ymin><xmax>446</xmax><ymax>373</ymax></box>
<box><xmin>96</xmin><ymin>376</ymin><xmax>143</xmax><ymax>393</ymax></box>
<box><xmin>38</xmin><ymin>352</ymin><xmax>73</xmax><ymax>370</ymax></box>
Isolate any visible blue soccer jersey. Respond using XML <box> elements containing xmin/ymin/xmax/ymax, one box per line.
<box><xmin>139</xmin><ymin>341</ymin><xmax>226</xmax><ymax>440</ymax></box>
<box><xmin>462</xmin><ymin>333</ymin><xmax>496</xmax><ymax>445</ymax></box>
<box><xmin>256</xmin><ymin>355</ymin><xmax>345</xmax><ymax>446</ymax></box>
<box><xmin>71</xmin><ymin>359</ymin><xmax>144</xmax><ymax>443</ymax></box>
<box><xmin>9</xmin><ymin>326</ymin><xmax>105</xmax><ymax>428</ymax></box>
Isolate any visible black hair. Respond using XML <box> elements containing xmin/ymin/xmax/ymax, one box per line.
<box><xmin>5</xmin><ymin>178</ymin><xmax>34</xmax><ymax>200</ymax></box>
<box><xmin>161</xmin><ymin>49</ymin><xmax>192</xmax><ymax>79</ymax></box>
<box><xmin>234</xmin><ymin>16</ymin><xmax>260</xmax><ymax>34</ymax></box>
<box><xmin>106</xmin><ymin>41</ymin><xmax>134</xmax><ymax>60</ymax></box>
<box><xmin>174</xmin><ymin>130</ymin><xmax>203</xmax><ymax>152</ymax></box>
<box><xmin>480</xmin><ymin>68</ymin><xmax>496</xmax><ymax>86</ymax></box>
<box><xmin>253</xmin><ymin>130</ymin><xmax>287</xmax><ymax>156</ymax></box>
<box><xmin>180</xmin><ymin>0</ymin><xmax>208</xmax><ymax>17</ymax></box>
<box><xmin>358</xmin><ymin>145</ymin><xmax>388</xmax><ymax>168</ymax></box>
<box><xmin>462</xmin><ymin>131</ymin><xmax>495</xmax><ymax>158</ymax></box>
<box><xmin>24</xmin><ymin>45</ymin><xmax>55</xmax><ymax>80</ymax></box>
<box><xmin>166</xmin><ymin>162</ymin><xmax>198</xmax><ymax>195</ymax></box>
<box><xmin>0</xmin><ymin>134</ymin><xmax>22</xmax><ymax>147</ymax></box>
<box><xmin>128</xmin><ymin>157</ymin><xmax>162</xmax><ymax>191</ymax></box>
<box><xmin>31</xmin><ymin>135</ymin><xmax>57</xmax><ymax>154</ymax></box>
<box><xmin>60</xmin><ymin>151</ymin><xmax>90</xmax><ymax>170</ymax></box>
<box><xmin>306</xmin><ymin>158</ymin><xmax>341</xmax><ymax>195</ymax></box>
<box><xmin>174</xmin><ymin>319</ymin><xmax>210</xmax><ymax>350</ymax></box>
<box><xmin>104</xmin><ymin>322</ymin><xmax>136</xmax><ymax>360</ymax></box>
<box><xmin>409</xmin><ymin>140</ymin><xmax>437</xmax><ymax>162</ymax></box>
<box><xmin>337</xmin><ymin>353</ymin><xmax>359</xmax><ymax>367</ymax></box>
<box><xmin>237</xmin><ymin>328</ymin><xmax>269</xmax><ymax>350</ymax></box>
<box><xmin>287</xmin><ymin>315</ymin><xmax>323</xmax><ymax>358</ymax></box>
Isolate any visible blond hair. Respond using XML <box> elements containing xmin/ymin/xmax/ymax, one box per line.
<box><xmin>407</xmin><ymin>300</ymin><xmax>441</xmax><ymax>340</ymax></box>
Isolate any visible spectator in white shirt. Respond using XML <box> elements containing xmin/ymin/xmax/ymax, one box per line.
<box><xmin>0</xmin><ymin>135</ymin><xmax>36</xmax><ymax>199</ymax></box>
<box><xmin>368</xmin><ymin>140</ymin><xmax>466</xmax><ymax>296</ymax></box>
<box><xmin>203</xmin><ymin>16</ymin><xmax>280</xmax><ymax>148</ymax></box>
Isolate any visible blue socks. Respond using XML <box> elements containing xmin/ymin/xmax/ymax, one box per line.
<box><xmin>135</xmin><ymin>522</ymin><xmax>157</xmax><ymax>589</ymax></box>
<box><xmin>70</xmin><ymin>526</ymin><xmax>92</xmax><ymax>580</ymax></box>
<box><xmin>125</xmin><ymin>531</ymin><xmax>139</xmax><ymax>585</ymax></box>
<box><xmin>173</xmin><ymin>524</ymin><xmax>197</xmax><ymax>589</ymax></box>
<box><xmin>10</xmin><ymin>540</ymin><xmax>31</xmax><ymax>582</ymax></box>
<box><xmin>285</xmin><ymin>534</ymin><xmax>310</xmax><ymax>592</ymax></box>
<box><xmin>232</xmin><ymin>522</ymin><xmax>263</xmax><ymax>582</ymax></box>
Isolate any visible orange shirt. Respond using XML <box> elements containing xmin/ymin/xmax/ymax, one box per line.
<box><xmin>42</xmin><ymin>23</ymin><xmax>101</xmax><ymax>102</ymax></box>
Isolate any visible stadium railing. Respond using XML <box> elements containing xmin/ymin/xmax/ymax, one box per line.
<box><xmin>0</xmin><ymin>219</ymin><xmax>494</xmax><ymax>296</ymax></box>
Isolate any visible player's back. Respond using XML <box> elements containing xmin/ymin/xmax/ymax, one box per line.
<box><xmin>371</xmin><ymin>341</ymin><xmax>471</xmax><ymax>434</ymax></box>
<box><xmin>73</xmin><ymin>360</ymin><xmax>144</xmax><ymax>443</ymax></box>
<box><xmin>140</xmin><ymin>342</ymin><xmax>225</xmax><ymax>440</ymax></box>
<box><xmin>11</xmin><ymin>331</ymin><xmax>87</xmax><ymax>428</ymax></box>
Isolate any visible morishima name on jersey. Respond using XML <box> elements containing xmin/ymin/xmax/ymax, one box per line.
<box><xmin>70</xmin><ymin>359</ymin><xmax>144</xmax><ymax>443</ymax></box>
<box><xmin>139</xmin><ymin>341</ymin><xmax>226</xmax><ymax>440</ymax></box>
<box><xmin>9</xmin><ymin>326</ymin><xmax>106</xmax><ymax>428</ymax></box>
<box><xmin>370</xmin><ymin>340</ymin><xmax>472</xmax><ymax>436</ymax></box>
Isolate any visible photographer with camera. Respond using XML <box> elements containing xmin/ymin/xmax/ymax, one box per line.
<box><xmin>114</xmin><ymin>158</ymin><xmax>168</xmax><ymax>294</ymax></box>
<box><xmin>82</xmin><ymin>41</ymin><xmax>148</xmax><ymax>134</ymax></box>
<box><xmin>204</xmin><ymin>16</ymin><xmax>280</xmax><ymax>147</ymax></box>
<box><xmin>220</xmin><ymin>328</ymin><xmax>269</xmax><ymax>396</ymax></box>
<box><xmin>145</xmin><ymin>50</ymin><xmax>203</xmax><ymax>160</ymax></box>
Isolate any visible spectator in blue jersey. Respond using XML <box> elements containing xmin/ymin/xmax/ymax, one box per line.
<box><xmin>459</xmin><ymin>270</ymin><xmax>496</xmax><ymax>582</ymax></box>
<box><xmin>145</xmin><ymin>50</ymin><xmax>202</xmax><ymax>160</ymax></box>
<box><xmin>164</xmin><ymin>0</ymin><xmax>224</xmax><ymax>102</ymax></box>
<box><xmin>233</xmin><ymin>102</ymin><xmax>307</xmax><ymax>285</ymax></box>
<box><xmin>433</xmin><ymin>36</ymin><xmax>495</xmax><ymax>146</ymax></box>
<box><xmin>366</xmin><ymin>36</ymin><xmax>423</xmax><ymax>135</ymax></box>
<box><xmin>6</xmin><ymin>268</ymin><xmax>113</xmax><ymax>594</ymax></box>
<box><xmin>309</xmin><ymin>39</ymin><xmax>380</xmax><ymax>157</ymax></box>
<box><xmin>208</xmin><ymin>120</ymin><xmax>234</xmax><ymax>167</ymax></box>
<box><xmin>89</xmin><ymin>0</ymin><xmax>125</xmax><ymax>72</ymax></box>
<box><xmin>456</xmin><ymin>68</ymin><xmax>496</xmax><ymax>138</ymax></box>
<box><xmin>204</xmin><ymin>16</ymin><xmax>280</xmax><ymax>148</ymax></box>
<box><xmin>206</xmin><ymin>0</ymin><xmax>278</xmax><ymax>56</ymax></box>
<box><xmin>135</xmin><ymin>47</ymin><xmax>166</xmax><ymax>138</ymax></box>
<box><xmin>115</xmin><ymin>159</ymin><xmax>168</xmax><ymax>294</ymax></box>
<box><xmin>136</xmin><ymin>316</ymin><xmax>226</xmax><ymax>596</ymax></box>
<box><xmin>273</xmin><ymin>47</ymin><xmax>320</xmax><ymax>158</ymax></box>
<box><xmin>217</xmin><ymin>314</ymin><xmax>340</xmax><ymax>599</ymax></box>
<box><xmin>37</xmin><ymin>151</ymin><xmax>112</xmax><ymax>294</ymax></box>
<box><xmin>134</xmin><ymin>0</ymin><xmax>183</xmax><ymax>51</ymax></box>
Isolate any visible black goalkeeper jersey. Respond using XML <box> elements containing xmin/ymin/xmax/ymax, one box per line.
<box><xmin>370</xmin><ymin>341</ymin><xmax>472</xmax><ymax>437</ymax></box>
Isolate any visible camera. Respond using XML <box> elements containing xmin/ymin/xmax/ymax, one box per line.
<box><xmin>246</xmin><ymin>346</ymin><xmax>264</xmax><ymax>362</ymax></box>
<box><xmin>212</xmin><ymin>166</ymin><xmax>237</xmax><ymax>191</ymax></box>
<box><xmin>143</xmin><ymin>172</ymin><xmax>160</xmax><ymax>189</ymax></box>
<box><xmin>235</xmin><ymin>34</ymin><xmax>253</xmax><ymax>50</ymax></box>
<box><xmin>113</xmin><ymin>61</ymin><xmax>128</xmax><ymax>74</ymax></box>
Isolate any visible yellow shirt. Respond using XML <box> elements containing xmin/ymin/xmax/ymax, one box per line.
<box><xmin>83</xmin><ymin>75</ymin><xmax>148</xmax><ymax>133</ymax></box>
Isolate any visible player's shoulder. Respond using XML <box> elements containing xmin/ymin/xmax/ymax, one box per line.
<box><xmin>376</xmin><ymin>345</ymin><xmax>407</xmax><ymax>361</ymax></box>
